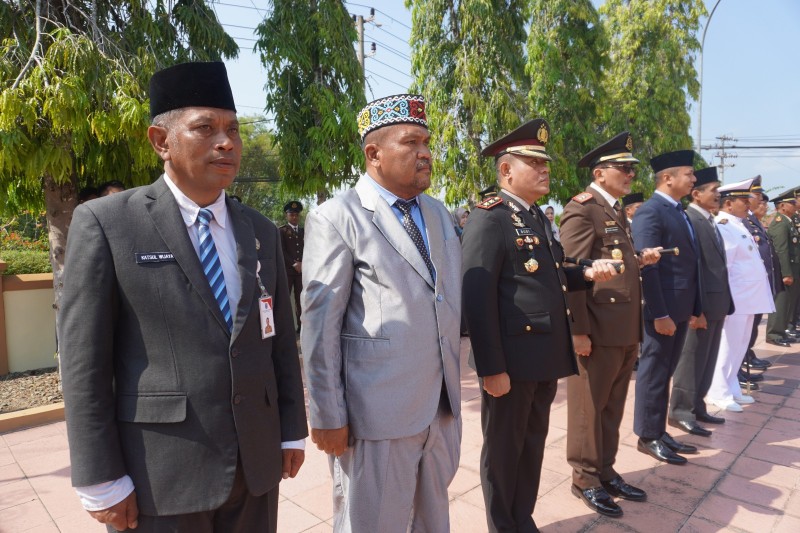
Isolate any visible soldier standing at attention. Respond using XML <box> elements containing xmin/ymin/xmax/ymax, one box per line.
<box><xmin>765</xmin><ymin>191</ymin><xmax>800</xmax><ymax>347</ymax></box>
<box><xmin>462</xmin><ymin>118</ymin><xmax>619</xmax><ymax>533</ymax></box>
<box><xmin>280</xmin><ymin>201</ymin><xmax>304</xmax><ymax>333</ymax></box>
<box><xmin>560</xmin><ymin>132</ymin><xmax>661</xmax><ymax>518</ymax></box>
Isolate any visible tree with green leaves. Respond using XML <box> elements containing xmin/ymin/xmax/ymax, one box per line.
<box><xmin>526</xmin><ymin>0</ymin><xmax>609</xmax><ymax>204</ymax></box>
<box><xmin>0</xmin><ymin>0</ymin><xmax>237</xmax><ymax>315</ymax></box>
<box><xmin>599</xmin><ymin>0</ymin><xmax>705</xmax><ymax>191</ymax></box>
<box><xmin>256</xmin><ymin>0</ymin><xmax>365</xmax><ymax>204</ymax></box>
<box><xmin>406</xmin><ymin>0</ymin><xmax>529</xmax><ymax>205</ymax></box>
<box><xmin>227</xmin><ymin>115</ymin><xmax>288</xmax><ymax>222</ymax></box>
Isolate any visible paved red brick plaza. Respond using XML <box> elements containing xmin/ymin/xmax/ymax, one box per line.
<box><xmin>2</xmin><ymin>329</ymin><xmax>799</xmax><ymax>532</ymax></box>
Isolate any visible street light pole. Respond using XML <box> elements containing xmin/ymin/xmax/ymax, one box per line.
<box><xmin>696</xmin><ymin>0</ymin><xmax>724</xmax><ymax>153</ymax></box>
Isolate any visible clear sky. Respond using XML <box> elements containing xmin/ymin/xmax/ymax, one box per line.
<box><xmin>214</xmin><ymin>0</ymin><xmax>800</xmax><ymax>199</ymax></box>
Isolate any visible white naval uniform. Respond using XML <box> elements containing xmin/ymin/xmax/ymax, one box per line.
<box><xmin>707</xmin><ymin>211</ymin><xmax>775</xmax><ymax>405</ymax></box>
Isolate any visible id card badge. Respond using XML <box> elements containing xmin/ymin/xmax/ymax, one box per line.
<box><xmin>256</xmin><ymin>260</ymin><xmax>276</xmax><ymax>339</ymax></box>
<box><xmin>259</xmin><ymin>296</ymin><xmax>276</xmax><ymax>339</ymax></box>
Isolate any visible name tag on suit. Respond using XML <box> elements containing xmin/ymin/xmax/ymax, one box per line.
<box><xmin>135</xmin><ymin>252</ymin><xmax>176</xmax><ymax>264</ymax></box>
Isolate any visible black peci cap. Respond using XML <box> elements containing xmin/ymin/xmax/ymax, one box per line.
<box><xmin>650</xmin><ymin>150</ymin><xmax>696</xmax><ymax>174</ymax></box>
<box><xmin>621</xmin><ymin>192</ymin><xmax>644</xmax><ymax>206</ymax></box>
<box><xmin>693</xmin><ymin>166</ymin><xmax>719</xmax><ymax>189</ymax></box>
<box><xmin>149</xmin><ymin>62</ymin><xmax>236</xmax><ymax>119</ymax></box>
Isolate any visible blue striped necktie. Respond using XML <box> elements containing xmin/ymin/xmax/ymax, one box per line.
<box><xmin>197</xmin><ymin>208</ymin><xmax>233</xmax><ymax>331</ymax></box>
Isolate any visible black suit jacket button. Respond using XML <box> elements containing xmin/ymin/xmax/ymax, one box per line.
<box><xmin>231</xmin><ymin>348</ymin><xmax>240</xmax><ymax>358</ymax></box>
<box><xmin>233</xmin><ymin>394</ymin><xmax>242</xmax><ymax>405</ymax></box>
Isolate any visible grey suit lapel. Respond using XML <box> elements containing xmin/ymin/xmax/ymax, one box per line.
<box><xmin>419</xmin><ymin>196</ymin><xmax>443</xmax><ymax>288</ymax></box>
<box><xmin>688</xmin><ymin>207</ymin><xmax>725</xmax><ymax>260</ymax></box>
<box><xmin>356</xmin><ymin>177</ymin><xmax>435</xmax><ymax>288</ymax></box>
<box><xmin>144</xmin><ymin>176</ymin><xmax>230</xmax><ymax>335</ymax></box>
<box><xmin>227</xmin><ymin>198</ymin><xmax>257</xmax><ymax>340</ymax></box>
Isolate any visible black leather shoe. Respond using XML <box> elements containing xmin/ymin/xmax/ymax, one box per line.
<box><xmin>637</xmin><ymin>438</ymin><xmax>687</xmax><ymax>465</ymax></box>
<box><xmin>602</xmin><ymin>476</ymin><xmax>647</xmax><ymax>502</ymax></box>
<box><xmin>766</xmin><ymin>338</ymin><xmax>791</xmax><ymax>348</ymax></box>
<box><xmin>571</xmin><ymin>485</ymin><xmax>623</xmax><ymax>517</ymax></box>
<box><xmin>753</xmin><ymin>356</ymin><xmax>773</xmax><ymax>368</ymax></box>
<box><xmin>783</xmin><ymin>336</ymin><xmax>800</xmax><ymax>344</ymax></box>
<box><xmin>633</xmin><ymin>359</ymin><xmax>639</xmax><ymax>371</ymax></box>
<box><xmin>668</xmin><ymin>418</ymin><xmax>711</xmax><ymax>437</ymax></box>
<box><xmin>743</xmin><ymin>360</ymin><xmax>769</xmax><ymax>371</ymax></box>
<box><xmin>696</xmin><ymin>412</ymin><xmax>725</xmax><ymax>424</ymax></box>
<box><xmin>739</xmin><ymin>370</ymin><xmax>764</xmax><ymax>381</ymax></box>
<box><xmin>661</xmin><ymin>432</ymin><xmax>698</xmax><ymax>454</ymax></box>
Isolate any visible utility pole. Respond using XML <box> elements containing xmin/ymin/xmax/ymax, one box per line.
<box><xmin>354</xmin><ymin>9</ymin><xmax>378</xmax><ymax>71</ymax></box>
<box><xmin>713</xmin><ymin>134</ymin><xmax>737</xmax><ymax>182</ymax></box>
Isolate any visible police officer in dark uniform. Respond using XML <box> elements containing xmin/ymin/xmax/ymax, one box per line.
<box><xmin>741</xmin><ymin>181</ymin><xmax>779</xmax><ymax>381</ymax></box>
<box><xmin>280</xmin><ymin>201</ymin><xmax>304</xmax><ymax>333</ymax></box>
<box><xmin>462</xmin><ymin>118</ymin><xmax>619</xmax><ymax>533</ymax></box>
<box><xmin>765</xmin><ymin>191</ymin><xmax>800</xmax><ymax>347</ymax></box>
<box><xmin>560</xmin><ymin>132</ymin><xmax>661</xmax><ymax>518</ymax></box>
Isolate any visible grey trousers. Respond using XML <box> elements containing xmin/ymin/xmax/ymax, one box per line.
<box><xmin>670</xmin><ymin>317</ymin><xmax>725</xmax><ymax>421</ymax></box>
<box><xmin>329</xmin><ymin>404</ymin><xmax>462</xmax><ymax>533</ymax></box>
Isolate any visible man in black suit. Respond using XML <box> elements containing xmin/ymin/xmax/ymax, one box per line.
<box><xmin>59</xmin><ymin>62</ymin><xmax>308</xmax><ymax>532</ymax></box>
<box><xmin>462</xmin><ymin>119</ymin><xmax>619</xmax><ymax>532</ymax></box>
<box><xmin>668</xmin><ymin>166</ymin><xmax>734</xmax><ymax>436</ymax></box>
<box><xmin>631</xmin><ymin>150</ymin><xmax>702</xmax><ymax>465</ymax></box>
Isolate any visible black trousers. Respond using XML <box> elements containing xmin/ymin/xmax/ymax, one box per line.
<box><xmin>745</xmin><ymin>314</ymin><xmax>763</xmax><ymax>362</ymax></box>
<box><xmin>634</xmin><ymin>319</ymin><xmax>689</xmax><ymax>440</ymax></box>
<box><xmin>286</xmin><ymin>272</ymin><xmax>302</xmax><ymax>328</ymax></box>
<box><xmin>112</xmin><ymin>459</ymin><xmax>279</xmax><ymax>533</ymax></box>
<box><xmin>670</xmin><ymin>317</ymin><xmax>725</xmax><ymax>421</ymax></box>
<box><xmin>480</xmin><ymin>378</ymin><xmax>556</xmax><ymax>533</ymax></box>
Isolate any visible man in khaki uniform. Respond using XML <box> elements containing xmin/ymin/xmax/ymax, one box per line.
<box><xmin>560</xmin><ymin>132</ymin><xmax>660</xmax><ymax>518</ymax></box>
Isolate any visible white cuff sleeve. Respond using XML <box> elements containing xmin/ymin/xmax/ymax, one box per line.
<box><xmin>75</xmin><ymin>475</ymin><xmax>135</xmax><ymax>512</ymax></box>
<box><xmin>281</xmin><ymin>439</ymin><xmax>306</xmax><ymax>450</ymax></box>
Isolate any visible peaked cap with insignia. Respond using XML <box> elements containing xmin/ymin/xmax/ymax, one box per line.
<box><xmin>481</xmin><ymin>118</ymin><xmax>552</xmax><ymax>161</ymax></box>
<box><xmin>578</xmin><ymin>131</ymin><xmax>639</xmax><ymax>168</ymax></box>
<box><xmin>719</xmin><ymin>178</ymin><xmax>755</xmax><ymax>199</ymax></box>
<box><xmin>149</xmin><ymin>62</ymin><xmax>236</xmax><ymax>119</ymax></box>
<box><xmin>693</xmin><ymin>166</ymin><xmax>720</xmax><ymax>189</ymax></box>
<box><xmin>750</xmin><ymin>175</ymin><xmax>763</xmax><ymax>193</ymax></box>
<box><xmin>773</xmin><ymin>188</ymin><xmax>798</xmax><ymax>205</ymax></box>
<box><xmin>649</xmin><ymin>150</ymin><xmax>696</xmax><ymax>173</ymax></box>
<box><xmin>284</xmin><ymin>201</ymin><xmax>303</xmax><ymax>213</ymax></box>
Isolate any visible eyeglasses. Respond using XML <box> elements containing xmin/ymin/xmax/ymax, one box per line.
<box><xmin>601</xmin><ymin>164</ymin><xmax>636</xmax><ymax>175</ymax></box>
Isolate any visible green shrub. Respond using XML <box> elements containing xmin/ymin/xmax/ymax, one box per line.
<box><xmin>1</xmin><ymin>250</ymin><xmax>52</xmax><ymax>275</ymax></box>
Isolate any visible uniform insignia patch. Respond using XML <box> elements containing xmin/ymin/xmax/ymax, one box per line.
<box><xmin>718</xmin><ymin>219</ymin><xmax>729</xmax><ymax>224</ymax></box>
<box><xmin>775</xmin><ymin>215</ymin><xmax>782</xmax><ymax>221</ymax></box>
<box><xmin>572</xmin><ymin>192</ymin><xmax>593</xmax><ymax>204</ymax></box>
<box><xmin>506</xmin><ymin>200</ymin><xmax>521</xmax><ymax>213</ymax></box>
<box><xmin>511</xmin><ymin>213</ymin><xmax>525</xmax><ymax>227</ymax></box>
<box><xmin>476</xmin><ymin>196</ymin><xmax>503</xmax><ymax>210</ymax></box>
<box><xmin>604</xmin><ymin>221</ymin><xmax>617</xmax><ymax>227</ymax></box>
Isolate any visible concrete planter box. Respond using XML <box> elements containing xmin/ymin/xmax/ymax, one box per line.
<box><xmin>0</xmin><ymin>261</ymin><xmax>58</xmax><ymax>375</ymax></box>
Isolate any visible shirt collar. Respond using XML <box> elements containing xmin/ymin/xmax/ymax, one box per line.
<box><xmin>654</xmin><ymin>189</ymin><xmax>679</xmax><ymax>207</ymax></box>
<box><xmin>588</xmin><ymin>182</ymin><xmax>619</xmax><ymax>207</ymax></box>
<box><xmin>500</xmin><ymin>189</ymin><xmax>531</xmax><ymax>211</ymax></box>
<box><xmin>363</xmin><ymin>173</ymin><xmax>418</xmax><ymax>207</ymax></box>
<box><xmin>164</xmin><ymin>173</ymin><xmax>228</xmax><ymax>229</ymax></box>
<box><xmin>688</xmin><ymin>203</ymin><xmax>712</xmax><ymax>219</ymax></box>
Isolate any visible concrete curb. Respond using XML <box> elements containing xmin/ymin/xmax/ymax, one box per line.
<box><xmin>0</xmin><ymin>402</ymin><xmax>64</xmax><ymax>433</ymax></box>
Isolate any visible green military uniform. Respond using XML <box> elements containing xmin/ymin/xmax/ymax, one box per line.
<box><xmin>766</xmin><ymin>211</ymin><xmax>800</xmax><ymax>341</ymax></box>
<box><xmin>790</xmin><ymin>211</ymin><xmax>800</xmax><ymax>329</ymax></box>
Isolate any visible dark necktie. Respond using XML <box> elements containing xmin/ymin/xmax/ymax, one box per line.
<box><xmin>395</xmin><ymin>199</ymin><xmax>435</xmax><ymax>281</ymax></box>
<box><xmin>676</xmin><ymin>203</ymin><xmax>696</xmax><ymax>243</ymax></box>
<box><xmin>197</xmin><ymin>209</ymin><xmax>233</xmax><ymax>331</ymax></box>
<box><xmin>709</xmin><ymin>214</ymin><xmax>724</xmax><ymax>250</ymax></box>
<box><xmin>613</xmin><ymin>200</ymin><xmax>627</xmax><ymax>229</ymax></box>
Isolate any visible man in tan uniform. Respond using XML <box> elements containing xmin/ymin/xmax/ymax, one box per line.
<box><xmin>560</xmin><ymin>132</ymin><xmax>660</xmax><ymax>517</ymax></box>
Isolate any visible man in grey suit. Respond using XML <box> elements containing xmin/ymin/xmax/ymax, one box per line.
<box><xmin>669</xmin><ymin>166</ymin><xmax>734</xmax><ymax>436</ymax></box>
<box><xmin>301</xmin><ymin>94</ymin><xmax>462</xmax><ymax>532</ymax></box>
<box><xmin>59</xmin><ymin>62</ymin><xmax>307</xmax><ymax>532</ymax></box>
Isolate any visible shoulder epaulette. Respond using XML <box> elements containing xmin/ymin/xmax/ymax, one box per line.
<box><xmin>718</xmin><ymin>218</ymin><xmax>729</xmax><ymax>225</ymax></box>
<box><xmin>572</xmin><ymin>192</ymin><xmax>593</xmax><ymax>204</ymax></box>
<box><xmin>775</xmin><ymin>215</ymin><xmax>782</xmax><ymax>222</ymax></box>
<box><xmin>476</xmin><ymin>196</ymin><xmax>503</xmax><ymax>210</ymax></box>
